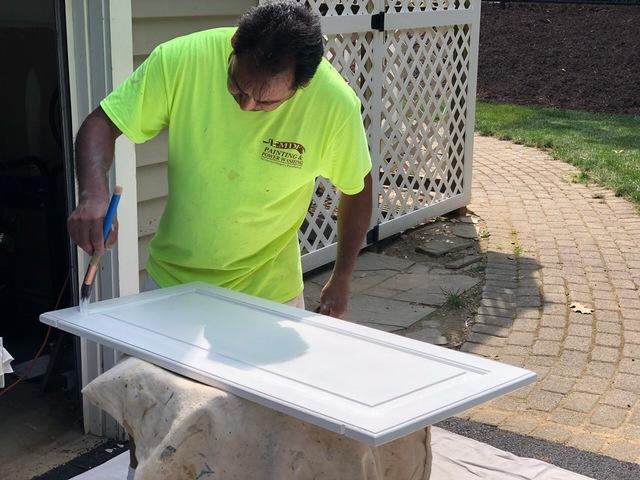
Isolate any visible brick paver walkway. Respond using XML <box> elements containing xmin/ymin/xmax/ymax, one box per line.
<box><xmin>460</xmin><ymin>136</ymin><xmax>640</xmax><ymax>463</ymax></box>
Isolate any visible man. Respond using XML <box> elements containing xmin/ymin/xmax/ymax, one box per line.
<box><xmin>68</xmin><ymin>2</ymin><xmax>372</xmax><ymax>476</ymax></box>
<box><xmin>68</xmin><ymin>1</ymin><xmax>372</xmax><ymax>318</ymax></box>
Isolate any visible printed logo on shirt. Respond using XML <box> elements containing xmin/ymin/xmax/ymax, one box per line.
<box><xmin>261</xmin><ymin>138</ymin><xmax>305</xmax><ymax>169</ymax></box>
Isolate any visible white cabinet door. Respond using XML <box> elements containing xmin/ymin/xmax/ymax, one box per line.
<box><xmin>41</xmin><ymin>282</ymin><xmax>536</xmax><ymax>445</ymax></box>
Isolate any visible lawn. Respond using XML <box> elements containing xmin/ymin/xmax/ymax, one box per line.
<box><xmin>474</xmin><ymin>101</ymin><xmax>640</xmax><ymax>206</ymax></box>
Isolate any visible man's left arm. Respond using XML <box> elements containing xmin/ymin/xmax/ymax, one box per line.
<box><xmin>319</xmin><ymin>173</ymin><xmax>373</xmax><ymax>318</ymax></box>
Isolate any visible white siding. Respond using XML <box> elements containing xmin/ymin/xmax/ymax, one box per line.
<box><xmin>132</xmin><ymin>0</ymin><xmax>258</xmax><ymax>284</ymax></box>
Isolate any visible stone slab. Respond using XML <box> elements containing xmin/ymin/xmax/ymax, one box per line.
<box><xmin>446</xmin><ymin>255</ymin><xmax>483</xmax><ymax>270</ymax></box>
<box><xmin>406</xmin><ymin>327</ymin><xmax>448</xmax><ymax>345</ymax></box>
<box><xmin>372</xmin><ymin>273</ymin><xmax>481</xmax><ymax>296</ymax></box>
<box><xmin>407</xmin><ymin>263</ymin><xmax>431</xmax><ymax>274</ymax></box>
<box><xmin>353</xmin><ymin>252</ymin><xmax>415</xmax><ymax>272</ymax></box>
<box><xmin>343</xmin><ymin>294</ymin><xmax>435</xmax><ymax>328</ymax></box>
<box><xmin>415</xmin><ymin>237</ymin><xmax>475</xmax><ymax>257</ymax></box>
<box><xmin>307</xmin><ymin>253</ymin><xmax>413</xmax><ymax>287</ymax></box>
<box><xmin>450</xmin><ymin>223</ymin><xmax>479</xmax><ymax>239</ymax></box>
<box><xmin>350</xmin><ymin>270</ymin><xmax>400</xmax><ymax>294</ymax></box>
<box><xmin>364</xmin><ymin>285</ymin><xmax>447</xmax><ymax>306</ymax></box>
<box><xmin>395</xmin><ymin>290</ymin><xmax>447</xmax><ymax>306</ymax></box>
<box><xmin>362</xmin><ymin>285</ymin><xmax>405</xmax><ymax>299</ymax></box>
<box><xmin>456</xmin><ymin>215</ymin><xmax>478</xmax><ymax>224</ymax></box>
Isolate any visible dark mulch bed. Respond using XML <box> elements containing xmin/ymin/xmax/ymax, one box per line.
<box><xmin>478</xmin><ymin>2</ymin><xmax>640</xmax><ymax>115</ymax></box>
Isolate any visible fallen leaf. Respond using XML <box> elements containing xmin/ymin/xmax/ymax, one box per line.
<box><xmin>570</xmin><ymin>302</ymin><xmax>593</xmax><ymax>314</ymax></box>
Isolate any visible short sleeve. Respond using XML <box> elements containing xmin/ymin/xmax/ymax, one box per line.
<box><xmin>322</xmin><ymin>105</ymin><xmax>372</xmax><ymax>194</ymax></box>
<box><xmin>100</xmin><ymin>46</ymin><xmax>170</xmax><ymax>144</ymax></box>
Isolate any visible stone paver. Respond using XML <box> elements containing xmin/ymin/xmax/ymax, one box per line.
<box><xmin>406</xmin><ymin>327</ymin><xmax>448</xmax><ymax>345</ymax></box>
<box><xmin>445</xmin><ymin>254</ymin><xmax>482</xmax><ymax>269</ymax></box>
<box><xmin>458</xmin><ymin>136</ymin><xmax>640</xmax><ymax>463</ymax></box>
<box><xmin>415</xmin><ymin>237</ymin><xmax>475</xmax><ymax>257</ymax></box>
<box><xmin>305</xmin><ymin>252</ymin><xmax>478</xmax><ymax>330</ymax></box>
<box><xmin>450</xmin><ymin>223</ymin><xmax>479</xmax><ymax>239</ymax></box>
<box><xmin>342</xmin><ymin>294</ymin><xmax>435</xmax><ymax>328</ymax></box>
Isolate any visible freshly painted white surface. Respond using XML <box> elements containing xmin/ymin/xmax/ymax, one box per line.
<box><xmin>41</xmin><ymin>283</ymin><xmax>536</xmax><ymax>445</ymax></box>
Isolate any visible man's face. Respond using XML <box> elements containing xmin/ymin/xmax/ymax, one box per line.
<box><xmin>227</xmin><ymin>53</ymin><xmax>296</xmax><ymax>112</ymax></box>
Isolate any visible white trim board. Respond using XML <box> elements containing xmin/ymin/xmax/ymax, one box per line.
<box><xmin>41</xmin><ymin>283</ymin><xmax>536</xmax><ymax>445</ymax></box>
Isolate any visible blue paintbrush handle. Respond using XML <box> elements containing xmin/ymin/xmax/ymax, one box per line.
<box><xmin>102</xmin><ymin>186</ymin><xmax>122</xmax><ymax>244</ymax></box>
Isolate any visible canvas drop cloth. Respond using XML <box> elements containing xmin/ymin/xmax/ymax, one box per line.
<box><xmin>83</xmin><ymin>357</ymin><xmax>432</xmax><ymax>479</ymax></box>
<box><xmin>70</xmin><ymin>431</ymin><xmax>595</xmax><ymax>480</ymax></box>
<box><xmin>82</xmin><ymin>358</ymin><xmax>593</xmax><ymax>480</ymax></box>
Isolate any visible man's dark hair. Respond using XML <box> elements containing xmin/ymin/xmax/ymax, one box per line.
<box><xmin>234</xmin><ymin>1</ymin><xmax>324</xmax><ymax>89</ymax></box>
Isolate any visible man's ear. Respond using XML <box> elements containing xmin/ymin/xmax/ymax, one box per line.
<box><xmin>231</xmin><ymin>32</ymin><xmax>237</xmax><ymax>48</ymax></box>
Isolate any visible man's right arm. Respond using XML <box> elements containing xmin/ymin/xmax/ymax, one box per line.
<box><xmin>67</xmin><ymin>106</ymin><xmax>122</xmax><ymax>256</ymax></box>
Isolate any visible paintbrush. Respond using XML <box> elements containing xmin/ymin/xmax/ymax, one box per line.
<box><xmin>79</xmin><ymin>185</ymin><xmax>122</xmax><ymax>313</ymax></box>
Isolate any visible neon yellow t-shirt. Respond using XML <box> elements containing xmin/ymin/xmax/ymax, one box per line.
<box><xmin>100</xmin><ymin>27</ymin><xmax>372</xmax><ymax>302</ymax></box>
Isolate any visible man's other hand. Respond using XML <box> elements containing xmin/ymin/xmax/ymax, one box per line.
<box><xmin>319</xmin><ymin>274</ymin><xmax>350</xmax><ymax>319</ymax></box>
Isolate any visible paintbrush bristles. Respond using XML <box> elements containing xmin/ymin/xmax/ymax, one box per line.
<box><xmin>79</xmin><ymin>261</ymin><xmax>100</xmax><ymax>313</ymax></box>
<box><xmin>79</xmin><ymin>287</ymin><xmax>91</xmax><ymax>313</ymax></box>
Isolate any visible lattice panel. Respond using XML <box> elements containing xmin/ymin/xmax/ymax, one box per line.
<box><xmin>263</xmin><ymin>0</ymin><xmax>479</xmax><ymax>266</ymax></box>
<box><xmin>378</xmin><ymin>24</ymin><xmax>471</xmax><ymax>222</ymax></box>
<box><xmin>282</xmin><ymin>2</ymin><xmax>377</xmax><ymax>260</ymax></box>
<box><xmin>386</xmin><ymin>0</ymin><xmax>471</xmax><ymax>12</ymax></box>
<box><xmin>297</xmin><ymin>31</ymin><xmax>377</xmax><ymax>254</ymax></box>
<box><xmin>303</xmin><ymin>0</ymin><xmax>378</xmax><ymax>16</ymax></box>
<box><xmin>324</xmin><ymin>33</ymin><xmax>377</xmax><ymax>138</ymax></box>
<box><xmin>299</xmin><ymin>177</ymin><xmax>341</xmax><ymax>255</ymax></box>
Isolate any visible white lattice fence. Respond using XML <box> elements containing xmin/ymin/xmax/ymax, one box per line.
<box><xmin>293</xmin><ymin>0</ymin><xmax>385</xmax><ymax>271</ymax></box>
<box><xmin>378</xmin><ymin>24</ymin><xmax>470</xmax><ymax>222</ymax></box>
<box><xmin>261</xmin><ymin>0</ymin><xmax>480</xmax><ymax>271</ymax></box>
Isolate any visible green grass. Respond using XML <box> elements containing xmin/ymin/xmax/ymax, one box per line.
<box><xmin>512</xmin><ymin>244</ymin><xmax>523</xmax><ymax>257</ymax></box>
<box><xmin>474</xmin><ymin>101</ymin><xmax>640</xmax><ymax>206</ymax></box>
<box><xmin>441</xmin><ymin>287</ymin><xmax>464</xmax><ymax>308</ymax></box>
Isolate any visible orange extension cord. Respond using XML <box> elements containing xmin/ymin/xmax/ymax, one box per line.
<box><xmin>0</xmin><ymin>271</ymin><xmax>70</xmax><ymax>397</ymax></box>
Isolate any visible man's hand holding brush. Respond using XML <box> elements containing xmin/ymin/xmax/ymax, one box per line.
<box><xmin>68</xmin><ymin>194</ymin><xmax>118</xmax><ymax>255</ymax></box>
<box><xmin>69</xmin><ymin>186</ymin><xmax>122</xmax><ymax>312</ymax></box>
